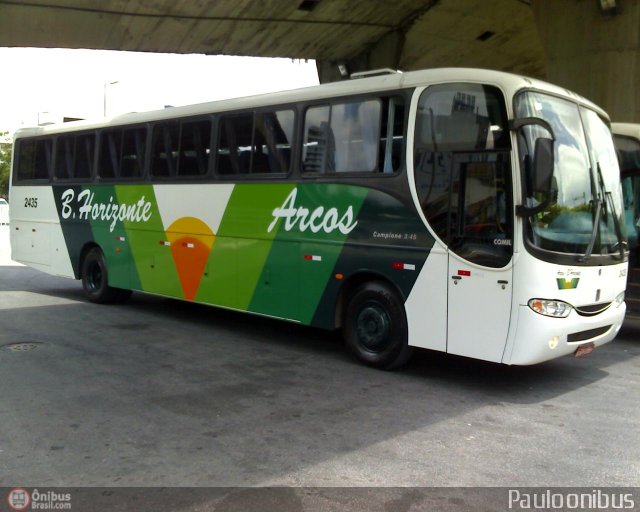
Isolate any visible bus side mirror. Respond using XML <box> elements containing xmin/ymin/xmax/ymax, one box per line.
<box><xmin>510</xmin><ymin>117</ymin><xmax>555</xmax><ymax>216</ymax></box>
<box><xmin>533</xmin><ymin>137</ymin><xmax>554</xmax><ymax>195</ymax></box>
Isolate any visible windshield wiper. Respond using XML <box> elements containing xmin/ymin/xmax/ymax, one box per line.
<box><xmin>578</xmin><ymin>195</ymin><xmax>602</xmax><ymax>263</ymax></box>
<box><xmin>580</xmin><ymin>163</ymin><xmax>627</xmax><ymax>262</ymax></box>
<box><xmin>596</xmin><ymin>162</ymin><xmax>627</xmax><ymax>260</ymax></box>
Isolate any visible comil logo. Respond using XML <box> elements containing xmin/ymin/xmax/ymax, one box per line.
<box><xmin>7</xmin><ymin>488</ymin><xmax>30</xmax><ymax>511</ymax></box>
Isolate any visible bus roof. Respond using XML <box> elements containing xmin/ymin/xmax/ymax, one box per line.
<box><xmin>612</xmin><ymin>122</ymin><xmax>640</xmax><ymax>140</ymax></box>
<box><xmin>13</xmin><ymin>67</ymin><xmax>608</xmax><ymax>139</ymax></box>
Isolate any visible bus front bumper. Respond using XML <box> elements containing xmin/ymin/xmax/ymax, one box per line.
<box><xmin>505</xmin><ymin>301</ymin><xmax>626</xmax><ymax>365</ymax></box>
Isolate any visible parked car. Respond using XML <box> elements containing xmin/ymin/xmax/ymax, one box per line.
<box><xmin>0</xmin><ymin>197</ymin><xmax>9</xmax><ymax>225</ymax></box>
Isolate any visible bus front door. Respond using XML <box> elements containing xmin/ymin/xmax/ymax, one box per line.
<box><xmin>446</xmin><ymin>255</ymin><xmax>512</xmax><ymax>362</ymax></box>
<box><xmin>445</xmin><ymin>153</ymin><xmax>513</xmax><ymax>362</ymax></box>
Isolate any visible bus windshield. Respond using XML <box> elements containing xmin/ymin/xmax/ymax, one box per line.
<box><xmin>515</xmin><ymin>91</ymin><xmax>626</xmax><ymax>261</ymax></box>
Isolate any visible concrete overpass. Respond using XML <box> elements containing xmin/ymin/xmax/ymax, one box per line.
<box><xmin>0</xmin><ymin>0</ymin><xmax>638</xmax><ymax>121</ymax></box>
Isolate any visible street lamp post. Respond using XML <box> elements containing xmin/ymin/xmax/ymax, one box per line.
<box><xmin>103</xmin><ymin>80</ymin><xmax>119</xmax><ymax>117</ymax></box>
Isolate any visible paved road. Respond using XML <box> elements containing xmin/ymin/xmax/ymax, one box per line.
<box><xmin>0</xmin><ymin>261</ymin><xmax>638</xmax><ymax>488</ymax></box>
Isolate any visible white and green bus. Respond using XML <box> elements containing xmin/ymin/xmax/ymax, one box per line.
<box><xmin>9</xmin><ymin>68</ymin><xmax>628</xmax><ymax>369</ymax></box>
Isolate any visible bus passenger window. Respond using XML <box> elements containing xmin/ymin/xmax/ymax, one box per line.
<box><xmin>178</xmin><ymin>120</ymin><xmax>212</xmax><ymax>177</ymax></box>
<box><xmin>302</xmin><ymin>100</ymin><xmax>381</xmax><ymax>174</ymax></box>
<box><xmin>302</xmin><ymin>106</ymin><xmax>331</xmax><ymax>173</ymax></box>
<box><xmin>217</xmin><ymin>114</ymin><xmax>253</xmax><ymax>175</ymax></box>
<box><xmin>334</xmin><ymin>100</ymin><xmax>380</xmax><ymax>173</ymax></box>
<box><xmin>121</xmin><ymin>128</ymin><xmax>146</xmax><ymax>179</ymax></box>
<box><xmin>17</xmin><ymin>138</ymin><xmax>52</xmax><ymax>181</ymax></box>
<box><xmin>74</xmin><ymin>134</ymin><xmax>95</xmax><ymax>179</ymax></box>
<box><xmin>254</xmin><ymin>110</ymin><xmax>294</xmax><ymax>174</ymax></box>
<box><xmin>98</xmin><ymin>130</ymin><xmax>122</xmax><ymax>179</ymax></box>
<box><xmin>151</xmin><ymin>122</ymin><xmax>179</xmax><ymax>178</ymax></box>
<box><xmin>54</xmin><ymin>136</ymin><xmax>74</xmax><ymax>180</ymax></box>
<box><xmin>216</xmin><ymin>111</ymin><xmax>292</xmax><ymax>176</ymax></box>
<box><xmin>380</xmin><ymin>96</ymin><xmax>405</xmax><ymax>173</ymax></box>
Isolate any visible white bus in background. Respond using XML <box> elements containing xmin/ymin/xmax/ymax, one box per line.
<box><xmin>9</xmin><ymin>68</ymin><xmax>628</xmax><ymax>369</ymax></box>
<box><xmin>612</xmin><ymin>122</ymin><xmax>640</xmax><ymax>322</ymax></box>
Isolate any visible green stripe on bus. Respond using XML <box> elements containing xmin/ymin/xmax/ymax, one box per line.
<box><xmin>116</xmin><ymin>184</ymin><xmax>182</xmax><ymax>297</ymax></box>
<box><xmin>249</xmin><ymin>183</ymin><xmax>368</xmax><ymax>323</ymax></box>
<box><xmin>195</xmin><ymin>183</ymin><xmax>296</xmax><ymax>310</ymax></box>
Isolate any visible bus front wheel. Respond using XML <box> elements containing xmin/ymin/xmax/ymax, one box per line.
<box><xmin>81</xmin><ymin>247</ymin><xmax>131</xmax><ymax>304</ymax></box>
<box><xmin>343</xmin><ymin>281</ymin><xmax>412</xmax><ymax>369</ymax></box>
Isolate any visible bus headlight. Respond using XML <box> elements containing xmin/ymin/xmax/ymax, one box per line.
<box><xmin>528</xmin><ymin>299</ymin><xmax>572</xmax><ymax>318</ymax></box>
<box><xmin>614</xmin><ymin>292</ymin><xmax>625</xmax><ymax>307</ymax></box>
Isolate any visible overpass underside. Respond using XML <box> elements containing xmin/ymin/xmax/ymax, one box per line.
<box><xmin>0</xmin><ymin>0</ymin><xmax>638</xmax><ymax>121</ymax></box>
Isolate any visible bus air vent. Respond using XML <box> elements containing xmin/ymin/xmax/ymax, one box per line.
<box><xmin>567</xmin><ymin>325</ymin><xmax>611</xmax><ymax>343</ymax></box>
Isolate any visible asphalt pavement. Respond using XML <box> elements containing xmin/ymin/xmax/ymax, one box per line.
<box><xmin>0</xmin><ymin>226</ymin><xmax>639</xmax><ymax>488</ymax></box>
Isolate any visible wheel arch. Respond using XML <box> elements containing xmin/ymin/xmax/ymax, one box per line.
<box><xmin>77</xmin><ymin>242</ymin><xmax>101</xmax><ymax>279</ymax></box>
<box><xmin>334</xmin><ymin>271</ymin><xmax>406</xmax><ymax>329</ymax></box>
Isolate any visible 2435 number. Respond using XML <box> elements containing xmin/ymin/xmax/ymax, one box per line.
<box><xmin>24</xmin><ymin>197</ymin><xmax>38</xmax><ymax>208</ymax></box>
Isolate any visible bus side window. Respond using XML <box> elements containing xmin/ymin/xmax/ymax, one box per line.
<box><xmin>54</xmin><ymin>135</ymin><xmax>75</xmax><ymax>180</ymax></box>
<box><xmin>614</xmin><ymin>134</ymin><xmax>640</xmax><ymax>173</ymax></box>
<box><xmin>98</xmin><ymin>129</ymin><xmax>122</xmax><ymax>179</ymax></box>
<box><xmin>380</xmin><ymin>96</ymin><xmax>405</xmax><ymax>173</ymax></box>
<box><xmin>17</xmin><ymin>138</ymin><xmax>52</xmax><ymax>181</ymax></box>
<box><xmin>332</xmin><ymin>100</ymin><xmax>380</xmax><ymax>173</ymax></box>
<box><xmin>151</xmin><ymin>122</ymin><xmax>179</xmax><ymax>178</ymax></box>
<box><xmin>121</xmin><ymin>128</ymin><xmax>146</xmax><ymax>179</ymax></box>
<box><xmin>254</xmin><ymin>110</ymin><xmax>294</xmax><ymax>174</ymax></box>
<box><xmin>54</xmin><ymin>135</ymin><xmax>74</xmax><ymax>180</ymax></box>
<box><xmin>621</xmin><ymin>175</ymin><xmax>639</xmax><ymax>249</ymax></box>
<box><xmin>302</xmin><ymin>105</ymin><xmax>331</xmax><ymax>173</ymax></box>
<box><xmin>74</xmin><ymin>134</ymin><xmax>95</xmax><ymax>180</ymax></box>
<box><xmin>302</xmin><ymin>99</ymin><xmax>384</xmax><ymax>174</ymax></box>
<box><xmin>178</xmin><ymin>120</ymin><xmax>212</xmax><ymax>177</ymax></box>
<box><xmin>53</xmin><ymin>133</ymin><xmax>94</xmax><ymax>181</ymax></box>
<box><xmin>217</xmin><ymin>113</ymin><xmax>253</xmax><ymax>175</ymax></box>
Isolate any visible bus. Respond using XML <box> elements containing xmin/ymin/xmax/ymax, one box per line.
<box><xmin>612</xmin><ymin>122</ymin><xmax>640</xmax><ymax>322</ymax></box>
<box><xmin>9</xmin><ymin>68</ymin><xmax>628</xmax><ymax>369</ymax></box>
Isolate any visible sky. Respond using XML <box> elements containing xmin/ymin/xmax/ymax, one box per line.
<box><xmin>0</xmin><ymin>48</ymin><xmax>319</xmax><ymax>138</ymax></box>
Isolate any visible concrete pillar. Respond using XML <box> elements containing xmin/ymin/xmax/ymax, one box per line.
<box><xmin>316</xmin><ymin>30</ymin><xmax>405</xmax><ymax>83</ymax></box>
<box><xmin>532</xmin><ymin>0</ymin><xmax>640</xmax><ymax>122</ymax></box>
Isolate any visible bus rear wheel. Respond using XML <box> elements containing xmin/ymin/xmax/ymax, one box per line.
<box><xmin>343</xmin><ymin>281</ymin><xmax>412</xmax><ymax>369</ymax></box>
<box><xmin>81</xmin><ymin>247</ymin><xmax>131</xmax><ymax>304</ymax></box>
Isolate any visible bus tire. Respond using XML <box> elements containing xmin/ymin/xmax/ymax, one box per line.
<box><xmin>81</xmin><ymin>247</ymin><xmax>129</xmax><ymax>304</ymax></box>
<box><xmin>343</xmin><ymin>281</ymin><xmax>413</xmax><ymax>370</ymax></box>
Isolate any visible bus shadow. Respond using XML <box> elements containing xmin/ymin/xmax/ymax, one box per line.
<box><xmin>125</xmin><ymin>291</ymin><xmax>635</xmax><ymax>406</ymax></box>
<box><xmin>15</xmin><ymin>276</ymin><xmax>636</xmax><ymax>406</ymax></box>
<box><xmin>5</xmin><ymin>268</ymin><xmax>636</xmax><ymax>408</ymax></box>
<box><xmin>403</xmin><ymin>347</ymin><xmax>624</xmax><ymax>404</ymax></box>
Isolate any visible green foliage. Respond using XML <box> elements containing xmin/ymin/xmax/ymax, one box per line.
<box><xmin>0</xmin><ymin>132</ymin><xmax>11</xmax><ymax>199</ymax></box>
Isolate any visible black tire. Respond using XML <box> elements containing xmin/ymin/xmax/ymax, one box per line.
<box><xmin>81</xmin><ymin>247</ymin><xmax>131</xmax><ymax>304</ymax></box>
<box><xmin>343</xmin><ymin>281</ymin><xmax>413</xmax><ymax>369</ymax></box>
